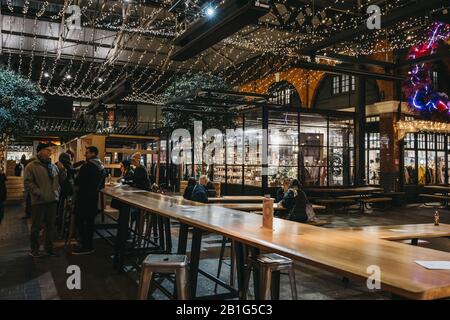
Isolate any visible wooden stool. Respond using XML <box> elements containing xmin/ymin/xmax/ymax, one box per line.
<box><xmin>244</xmin><ymin>253</ymin><xmax>297</xmax><ymax>300</ymax></box>
<box><xmin>138</xmin><ymin>254</ymin><xmax>189</xmax><ymax>300</ymax></box>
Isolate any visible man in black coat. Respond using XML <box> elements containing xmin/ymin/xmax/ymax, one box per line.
<box><xmin>72</xmin><ymin>146</ymin><xmax>106</xmax><ymax>255</ymax></box>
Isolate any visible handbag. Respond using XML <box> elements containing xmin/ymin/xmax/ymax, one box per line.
<box><xmin>305</xmin><ymin>202</ymin><xmax>317</xmax><ymax>222</ymax></box>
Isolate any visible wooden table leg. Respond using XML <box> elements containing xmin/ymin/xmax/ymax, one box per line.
<box><xmin>189</xmin><ymin>228</ymin><xmax>203</xmax><ymax>298</ymax></box>
<box><xmin>177</xmin><ymin>223</ymin><xmax>189</xmax><ymax>254</ymax></box>
<box><xmin>164</xmin><ymin>217</ymin><xmax>172</xmax><ymax>253</ymax></box>
<box><xmin>234</xmin><ymin>241</ymin><xmax>247</xmax><ymax>300</ymax></box>
<box><xmin>249</xmin><ymin>247</ymin><xmax>261</xmax><ymax>299</ymax></box>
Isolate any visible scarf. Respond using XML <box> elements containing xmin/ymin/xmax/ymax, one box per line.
<box><xmin>37</xmin><ymin>155</ymin><xmax>55</xmax><ymax>180</ymax></box>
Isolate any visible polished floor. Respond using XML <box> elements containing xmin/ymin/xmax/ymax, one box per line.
<box><xmin>0</xmin><ymin>202</ymin><xmax>449</xmax><ymax>300</ymax></box>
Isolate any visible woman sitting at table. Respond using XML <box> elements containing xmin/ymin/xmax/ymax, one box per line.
<box><xmin>278</xmin><ymin>179</ymin><xmax>309</xmax><ymax>223</ymax></box>
<box><xmin>183</xmin><ymin>177</ymin><xmax>196</xmax><ymax>200</ymax></box>
<box><xmin>118</xmin><ymin>159</ymin><xmax>134</xmax><ymax>184</ymax></box>
<box><xmin>191</xmin><ymin>175</ymin><xmax>209</xmax><ymax>203</ymax></box>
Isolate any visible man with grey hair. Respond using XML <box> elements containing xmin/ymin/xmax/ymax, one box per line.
<box><xmin>24</xmin><ymin>143</ymin><xmax>67</xmax><ymax>258</ymax></box>
<box><xmin>191</xmin><ymin>175</ymin><xmax>209</xmax><ymax>203</ymax></box>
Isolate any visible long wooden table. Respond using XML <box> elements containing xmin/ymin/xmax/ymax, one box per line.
<box><xmin>208</xmin><ymin>203</ymin><xmax>326</xmax><ymax>212</ymax></box>
<box><xmin>102</xmin><ymin>186</ymin><xmax>450</xmax><ymax>300</ymax></box>
<box><xmin>424</xmin><ymin>185</ymin><xmax>450</xmax><ymax>194</ymax></box>
<box><xmin>206</xmin><ymin>196</ymin><xmax>268</xmax><ymax>203</ymax></box>
<box><xmin>305</xmin><ymin>186</ymin><xmax>384</xmax><ymax>196</ymax></box>
<box><xmin>336</xmin><ymin>224</ymin><xmax>450</xmax><ymax>244</ymax></box>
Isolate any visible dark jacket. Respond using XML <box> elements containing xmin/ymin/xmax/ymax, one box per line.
<box><xmin>0</xmin><ymin>173</ymin><xmax>6</xmax><ymax>203</ymax></box>
<box><xmin>287</xmin><ymin>190</ymin><xmax>308</xmax><ymax>223</ymax></box>
<box><xmin>275</xmin><ymin>188</ymin><xmax>285</xmax><ymax>202</ymax></box>
<box><xmin>119</xmin><ymin>167</ymin><xmax>134</xmax><ymax>184</ymax></box>
<box><xmin>191</xmin><ymin>184</ymin><xmax>208</xmax><ymax>203</ymax></box>
<box><xmin>131</xmin><ymin>166</ymin><xmax>150</xmax><ymax>191</ymax></box>
<box><xmin>60</xmin><ymin>161</ymin><xmax>76</xmax><ymax>198</ymax></box>
<box><xmin>75</xmin><ymin>157</ymin><xmax>105</xmax><ymax>214</ymax></box>
<box><xmin>183</xmin><ymin>185</ymin><xmax>195</xmax><ymax>200</ymax></box>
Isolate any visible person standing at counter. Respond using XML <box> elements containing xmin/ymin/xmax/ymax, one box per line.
<box><xmin>191</xmin><ymin>175</ymin><xmax>209</xmax><ymax>203</ymax></box>
<box><xmin>72</xmin><ymin>146</ymin><xmax>106</xmax><ymax>255</ymax></box>
<box><xmin>118</xmin><ymin>159</ymin><xmax>134</xmax><ymax>184</ymax></box>
<box><xmin>130</xmin><ymin>153</ymin><xmax>150</xmax><ymax>191</ymax></box>
<box><xmin>24</xmin><ymin>143</ymin><xmax>67</xmax><ymax>258</ymax></box>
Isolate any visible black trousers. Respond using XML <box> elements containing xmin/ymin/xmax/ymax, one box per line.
<box><xmin>25</xmin><ymin>192</ymin><xmax>32</xmax><ymax>218</ymax></box>
<box><xmin>75</xmin><ymin>213</ymin><xmax>96</xmax><ymax>250</ymax></box>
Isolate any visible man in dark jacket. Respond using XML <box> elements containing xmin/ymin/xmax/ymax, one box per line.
<box><xmin>24</xmin><ymin>143</ymin><xmax>67</xmax><ymax>257</ymax></box>
<box><xmin>72</xmin><ymin>146</ymin><xmax>106</xmax><ymax>255</ymax></box>
<box><xmin>0</xmin><ymin>169</ymin><xmax>6</xmax><ymax>224</ymax></box>
<box><xmin>191</xmin><ymin>175</ymin><xmax>209</xmax><ymax>203</ymax></box>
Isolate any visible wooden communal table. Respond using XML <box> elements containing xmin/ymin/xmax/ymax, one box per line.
<box><xmin>102</xmin><ymin>185</ymin><xmax>450</xmax><ymax>300</ymax></box>
<box><xmin>336</xmin><ymin>224</ymin><xmax>450</xmax><ymax>245</ymax></box>
<box><xmin>424</xmin><ymin>185</ymin><xmax>450</xmax><ymax>194</ymax></box>
<box><xmin>208</xmin><ymin>203</ymin><xmax>325</xmax><ymax>212</ymax></box>
<box><xmin>305</xmin><ymin>186</ymin><xmax>384</xmax><ymax>196</ymax></box>
<box><xmin>206</xmin><ymin>196</ymin><xmax>268</xmax><ymax>203</ymax></box>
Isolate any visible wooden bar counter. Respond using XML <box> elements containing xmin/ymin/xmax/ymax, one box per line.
<box><xmin>102</xmin><ymin>185</ymin><xmax>450</xmax><ymax>300</ymax></box>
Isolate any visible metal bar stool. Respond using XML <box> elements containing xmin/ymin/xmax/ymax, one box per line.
<box><xmin>215</xmin><ymin>237</ymin><xmax>236</xmax><ymax>292</ymax></box>
<box><xmin>244</xmin><ymin>253</ymin><xmax>297</xmax><ymax>300</ymax></box>
<box><xmin>138</xmin><ymin>254</ymin><xmax>190</xmax><ymax>300</ymax></box>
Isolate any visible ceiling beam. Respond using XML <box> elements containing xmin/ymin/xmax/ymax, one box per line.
<box><xmin>292</xmin><ymin>60</ymin><xmax>403</xmax><ymax>81</ymax></box>
<box><xmin>298</xmin><ymin>0</ymin><xmax>450</xmax><ymax>55</ymax></box>
<box><xmin>316</xmin><ymin>52</ymin><xmax>396</xmax><ymax>69</ymax></box>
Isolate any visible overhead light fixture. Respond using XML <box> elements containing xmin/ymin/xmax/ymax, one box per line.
<box><xmin>65</xmin><ymin>74</ymin><xmax>72</xmax><ymax>80</ymax></box>
<box><xmin>43</xmin><ymin>72</ymin><xmax>50</xmax><ymax>78</ymax></box>
<box><xmin>171</xmin><ymin>0</ymin><xmax>270</xmax><ymax>61</ymax></box>
<box><xmin>206</xmin><ymin>6</ymin><xmax>215</xmax><ymax>17</ymax></box>
<box><xmin>98</xmin><ymin>77</ymin><xmax>104</xmax><ymax>83</ymax></box>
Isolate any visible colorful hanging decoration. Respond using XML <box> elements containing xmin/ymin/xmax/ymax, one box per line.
<box><xmin>402</xmin><ymin>22</ymin><xmax>450</xmax><ymax>115</ymax></box>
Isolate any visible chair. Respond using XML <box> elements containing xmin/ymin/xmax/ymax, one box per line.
<box><xmin>244</xmin><ymin>253</ymin><xmax>297</xmax><ymax>300</ymax></box>
<box><xmin>138</xmin><ymin>254</ymin><xmax>189</xmax><ymax>300</ymax></box>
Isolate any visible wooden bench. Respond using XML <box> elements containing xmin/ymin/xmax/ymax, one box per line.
<box><xmin>314</xmin><ymin>199</ymin><xmax>356</xmax><ymax>214</ymax></box>
<box><xmin>359</xmin><ymin>197</ymin><xmax>392</xmax><ymax>212</ymax></box>
<box><xmin>420</xmin><ymin>194</ymin><xmax>450</xmax><ymax>207</ymax></box>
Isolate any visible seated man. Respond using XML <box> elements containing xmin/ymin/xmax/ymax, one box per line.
<box><xmin>183</xmin><ymin>177</ymin><xmax>196</xmax><ymax>200</ymax></box>
<box><xmin>276</xmin><ymin>179</ymin><xmax>291</xmax><ymax>202</ymax></box>
<box><xmin>191</xmin><ymin>175</ymin><xmax>209</xmax><ymax>203</ymax></box>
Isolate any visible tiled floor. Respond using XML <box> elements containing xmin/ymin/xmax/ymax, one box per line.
<box><xmin>0</xmin><ymin>203</ymin><xmax>449</xmax><ymax>300</ymax></box>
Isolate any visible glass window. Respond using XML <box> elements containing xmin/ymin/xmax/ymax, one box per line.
<box><xmin>417</xmin><ymin>133</ymin><xmax>426</xmax><ymax>149</ymax></box>
<box><xmin>341</xmin><ymin>75</ymin><xmax>350</xmax><ymax>93</ymax></box>
<box><xmin>366</xmin><ymin>132</ymin><xmax>380</xmax><ymax>185</ymax></box>
<box><xmin>418</xmin><ymin>150</ymin><xmax>426</xmax><ymax>185</ymax></box>
<box><xmin>405</xmin><ymin>133</ymin><xmax>415</xmax><ymax>149</ymax></box>
<box><xmin>437</xmin><ymin>152</ymin><xmax>446</xmax><ymax>184</ymax></box>
<box><xmin>432</xmin><ymin>71</ymin><xmax>438</xmax><ymax>89</ymax></box>
<box><xmin>351</xmin><ymin>76</ymin><xmax>356</xmax><ymax>91</ymax></box>
<box><xmin>404</xmin><ymin>150</ymin><xmax>416</xmax><ymax>185</ymax></box>
<box><xmin>332</xmin><ymin>76</ymin><xmax>340</xmax><ymax>95</ymax></box>
<box><xmin>427</xmin><ymin>151</ymin><xmax>436</xmax><ymax>184</ymax></box>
